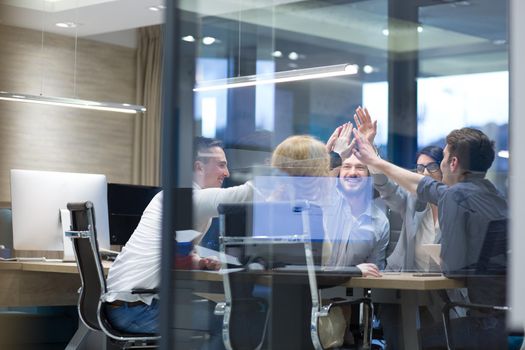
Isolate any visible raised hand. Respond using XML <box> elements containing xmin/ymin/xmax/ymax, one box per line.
<box><xmin>351</xmin><ymin>128</ymin><xmax>380</xmax><ymax>165</ymax></box>
<box><xmin>326</xmin><ymin>125</ymin><xmax>343</xmax><ymax>153</ymax></box>
<box><xmin>354</xmin><ymin>106</ymin><xmax>377</xmax><ymax>144</ymax></box>
<box><xmin>331</xmin><ymin>122</ymin><xmax>355</xmax><ymax>160</ymax></box>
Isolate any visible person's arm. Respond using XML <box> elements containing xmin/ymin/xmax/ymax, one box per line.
<box><xmin>373</xmin><ymin>174</ymin><xmax>409</xmax><ymax>216</ymax></box>
<box><xmin>193</xmin><ymin>181</ymin><xmax>255</xmax><ymax>219</ymax></box>
<box><xmin>366</xmin><ymin>216</ymin><xmax>390</xmax><ymax>270</ymax></box>
<box><xmin>351</xmin><ymin>129</ymin><xmax>424</xmax><ymax>194</ymax></box>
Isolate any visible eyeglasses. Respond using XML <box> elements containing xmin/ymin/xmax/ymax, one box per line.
<box><xmin>416</xmin><ymin>162</ymin><xmax>440</xmax><ymax>174</ymax></box>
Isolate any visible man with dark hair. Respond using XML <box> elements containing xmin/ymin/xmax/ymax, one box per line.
<box><xmin>104</xmin><ymin>136</ymin><xmax>254</xmax><ymax>336</ymax></box>
<box><xmin>351</xmin><ymin>125</ymin><xmax>507</xmax><ymax>349</ymax></box>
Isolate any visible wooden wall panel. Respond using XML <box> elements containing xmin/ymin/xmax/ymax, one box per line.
<box><xmin>0</xmin><ymin>24</ymin><xmax>137</xmax><ymax>202</ymax></box>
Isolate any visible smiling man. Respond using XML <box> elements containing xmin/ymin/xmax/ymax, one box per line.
<box><xmin>324</xmin><ymin>153</ymin><xmax>390</xmax><ymax>269</ymax></box>
<box><xmin>193</xmin><ymin>137</ymin><xmax>230</xmax><ymax>189</ymax></box>
<box><xmin>104</xmin><ymin>136</ymin><xmax>254</xmax><ymax>336</ymax></box>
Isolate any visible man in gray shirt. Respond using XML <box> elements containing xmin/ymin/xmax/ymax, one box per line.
<box><xmin>350</xmin><ymin>125</ymin><xmax>507</xmax><ymax>349</ymax></box>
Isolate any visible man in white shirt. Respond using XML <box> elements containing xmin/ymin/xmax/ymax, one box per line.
<box><xmin>104</xmin><ymin>137</ymin><xmax>254</xmax><ymax>335</ymax></box>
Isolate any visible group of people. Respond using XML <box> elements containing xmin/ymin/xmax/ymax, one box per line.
<box><xmin>103</xmin><ymin>106</ymin><xmax>508</xmax><ymax>349</ymax></box>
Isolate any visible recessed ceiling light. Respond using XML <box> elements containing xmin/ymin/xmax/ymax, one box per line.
<box><xmin>498</xmin><ymin>150</ymin><xmax>509</xmax><ymax>158</ymax></box>
<box><xmin>417</xmin><ymin>25</ymin><xmax>423</xmax><ymax>33</ymax></box>
<box><xmin>382</xmin><ymin>29</ymin><xmax>389</xmax><ymax>36</ymax></box>
<box><xmin>363</xmin><ymin>65</ymin><xmax>374</xmax><ymax>74</ymax></box>
<box><xmin>288</xmin><ymin>52</ymin><xmax>299</xmax><ymax>60</ymax></box>
<box><xmin>55</xmin><ymin>22</ymin><xmax>77</xmax><ymax>28</ymax></box>
<box><xmin>272</xmin><ymin>50</ymin><xmax>282</xmax><ymax>58</ymax></box>
<box><xmin>202</xmin><ymin>36</ymin><xmax>216</xmax><ymax>45</ymax></box>
<box><xmin>148</xmin><ymin>6</ymin><xmax>160</xmax><ymax>11</ymax></box>
<box><xmin>493</xmin><ymin>39</ymin><xmax>507</xmax><ymax>45</ymax></box>
<box><xmin>182</xmin><ymin>35</ymin><xmax>195</xmax><ymax>42</ymax></box>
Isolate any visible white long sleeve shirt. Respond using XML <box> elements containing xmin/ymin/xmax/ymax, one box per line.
<box><xmin>105</xmin><ymin>182</ymin><xmax>254</xmax><ymax>304</ymax></box>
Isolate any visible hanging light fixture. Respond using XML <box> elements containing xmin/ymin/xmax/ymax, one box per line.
<box><xmin>0</xmin><ymin>92</ymin><xmax>147</xmax><ymax>114</ymax></box>
<box><xmin>0</xmin><ymin>1</ymin><xmax>145</xmax><ymax>114</ymax></box>
<box><xmin>193</xmin><ymin>63</ymin><xmax>359</xmax><ymax>92</ymax></box>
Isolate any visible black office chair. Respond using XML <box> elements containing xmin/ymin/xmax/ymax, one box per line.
<box><xmin>215</xmin><ymin>201</ymin><xmax>372</xmax><ymax>350</ymax></box>
<box><xmin>441</xmin><ymin>219</ymin><xmax>509</xmax><ymax>350</ymax></box>
<box><xmin>66</xmin><ymin>201</ymin><xmax>160</xmax><ymax>349</ymax></box>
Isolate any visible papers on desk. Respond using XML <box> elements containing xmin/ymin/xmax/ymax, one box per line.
<box><xmin>207</xmin><ymin>267</ymin><xmax>245</xmax><ymax>275</ymax></box>
<box><xmin>195</xmin><ymin>245</ymin><xmax>242</xmax><ymax>266</ymax></box>
<box><xmin>176</xmin><ymin>230</ymin><xmax>202</xmax><ymax>242</ymax></box>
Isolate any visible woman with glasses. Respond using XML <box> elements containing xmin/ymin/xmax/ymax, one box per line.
<box><xmin>379</xmin><ymin>145</ymin><xmax>444</xmax><ymax>272</ymax></box>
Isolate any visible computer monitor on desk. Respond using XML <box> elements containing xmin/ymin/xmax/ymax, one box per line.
<box><xmin>107</xmin><ymin>183</ymin><xmax>161</xmax><ymax>245</ymax></box>
<box><xmin>10</xmin><ymin>169</ymin><xmax>110</xmax><ymax>255</ymax></box>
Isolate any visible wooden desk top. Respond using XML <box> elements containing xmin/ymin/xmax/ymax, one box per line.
<box><xmin>0</xmin><ymin>261</ymin><xmax>463</xmax><ymax>291</ymax></box>
<box><xmin>0</xmin><ymin>260</ymin><xmax>111</xmax><ymax>274</ymax></box>
<box><xmin>175</xmin><ymin>270</ymin><xmax>463</xmax><ymax>291</ymax></box>
<box><xmin>347</xmin><ymin>272</ymin><xmax>463</xmax><ymax>290</ymax></box>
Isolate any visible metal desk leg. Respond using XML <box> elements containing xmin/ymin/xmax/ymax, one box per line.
<box><xmin>65</xmin><ymin>322</ymin><xmax>90</xmax><ymax>350</ymax></box>
<box><xmin>400</xmin><ymin>290</ymin><xmax>421</xmax><ymax>350</ymax></box>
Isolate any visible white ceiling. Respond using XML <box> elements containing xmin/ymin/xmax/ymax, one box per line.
<box><xmin>0</xmin><ymin>0</ymin><xmax>164</xmax><ymax>47</ymax></box>
<box><xmin>0</xmin><ymin>0</ymin><xmax>302</xmax><ymax>47</ymax></box>
<box><xmin>0</xmin><ymin>0</ymin><xmax>508</xmax><ymax>76</ymax></box>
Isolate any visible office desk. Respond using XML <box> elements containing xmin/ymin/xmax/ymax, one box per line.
<box><xmin>0</xmin><ymin>261</ymin><xmax>110</xmax><ymax>307</ymax></box>
<box><xmin>179</xmin><ymin>270</ymin><xmax>463</xmax><ymax>350</ymax></box>
<box><xmin>347</xmin><ymin>273</ymin><xmax>463</xmax><ymax>350</ymax></box>
<box><xmin>0</xmin><ymin>263</ymin><xmax>462</xmax><ymax>349</ymax></box>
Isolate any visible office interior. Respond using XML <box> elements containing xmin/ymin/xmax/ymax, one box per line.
<box><xmin>0</xmin><ymin>0</ymin><xmax>524</xmax><ymax>349</ymax></box>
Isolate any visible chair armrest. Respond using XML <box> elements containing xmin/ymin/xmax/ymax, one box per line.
<box><xmin>321</xmin><ymin>296</ymin><xmax>373</xmax><ymax>316</ymax></box>
<box><xmin>443</xmin><ymin>301</ymin><xmax>509</xmax><ymax>314</ymax></box>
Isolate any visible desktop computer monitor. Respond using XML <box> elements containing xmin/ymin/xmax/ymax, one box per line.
<box><xmin>107</xmin><ymin>183</ymin><xmax>161</xmax><ymax>245</ymax></box>
<box><xmin>10</xmin><ymin>169</ymin><xmax>110</xmax><ymax>252</ymax></box>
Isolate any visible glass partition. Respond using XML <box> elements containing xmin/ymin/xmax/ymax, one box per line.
<box><xmin>166</xmin><ymin>1</ymin><xmax>511</xmax><ymax>349</ymax></box>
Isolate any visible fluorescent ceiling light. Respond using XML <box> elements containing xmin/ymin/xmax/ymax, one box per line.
<box><xmin>202</xmin><ymin>36</ymin><xmax>216</xmax><ymax>45</ymax></box>
<box><xmin>194</xmin><ymin>63</ymin><xmax>359</xmax><ymax>92</ymax></box>
<box><xmin>55</xmin><ymin>22</ymin><xmax>78</xmax><ymax>28</ymax></box>
<box><xmin>182</xmin><ymin>35</ymin><xmax>195</xmax><ymax>42</ymax></box>
<box><xmin>498</xmin><ymin>150</ymin><xmax>509</xmax><ymax>158</ymax></box>
<box><xmin>288</xmin><ymin>52</ymin><xmax>299</xmax><ymax>60</ymax></box>
<box><xmin>0</xmin><ymin>92</ymin><xmax>146</xmax><ymax>114</ymax></box>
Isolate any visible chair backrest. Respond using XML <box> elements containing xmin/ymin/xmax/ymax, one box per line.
<box><xmin>67</xmin><ymin>201</ymin><xmax>106</xmax><ymax>332</ymax></box>
<box><xmin>385</xmin><ymin>208</ymin><xmax>403</xmax><ymax>259</ymax></box>
<box><xmin>0</xmin><ymin>208</ymin><xmax>13</xmax><ymax>249</ymax></box>
<box><xmin>218</xmin><ymin>201</ymin><xmax>325</xmax><ymax>267</ymax></box>
<box><xmin>467</xmin><ymin>218</ymin><xmax>508</xmax><ymax>306</ymax></box>
<box><xmin>477</xmin><ymin>218</ymin><xmax>507</xmax><ymax>275</ymax></box>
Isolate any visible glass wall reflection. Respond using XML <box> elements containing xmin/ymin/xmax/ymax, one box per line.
<box><xmin>171</xmin><ymin>1</ymin><xmax>510</xmax><ymax>349</ymax></box>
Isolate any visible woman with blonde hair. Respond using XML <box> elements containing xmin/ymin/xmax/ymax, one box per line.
<box><xmin>268</xmin><ymin>135</ymin><xmax>333</xmax><ymax>205</ymax></box>
<box><xmin>271</xmin><ymin>135</ymin><xmax>330</xmax><ymax>177</ymax></box>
